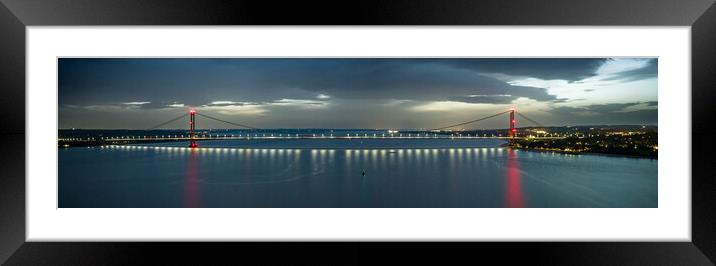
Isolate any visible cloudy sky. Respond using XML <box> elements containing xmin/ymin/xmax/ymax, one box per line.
<box><xmin>58</xmin><ymin>58</ymin><xmax>657</xmax><ymax>129</ymax></box>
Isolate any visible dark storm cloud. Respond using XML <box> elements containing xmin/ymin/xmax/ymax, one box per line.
<box><xmin>444</xmin><ymin>58</ymin><xmax>606</xmax><ymax>81</ymax></box>
<box><xmin>58</xmin><ymin>58</ymin><xmax>573</xmax><ymax>108</ymax></box>
<box><xmin>258</xmin><ymin>60</ymin><xmax>560</xmax><ymax>103</ymax></box>
<box><xmin>448</xmin><ymin>95</ymin><xmax>517</xmax><ymax>104</ymax></box>
<box><xmin>551</xmin><ymin>101</ymin><xmax>657</xmax><ymax>113</ymax></box>
<box><xmin>548</xmin><ymin>101</ymin><xmax>658</xmax><ymax>125</ymax></box>
<box><xmin>552</xmin><ymin>101</ymin><xmax>658</xmax><ymax>120</ymax></box>
<box><xmin>205</xmin><ymin>58</ymin><xmax>608</xmax><ymax>82</ymax></box>
<box><xmin>446</xmin><ymin>83</ymin><xmax>565</xmax><ymax>104</ymax></box>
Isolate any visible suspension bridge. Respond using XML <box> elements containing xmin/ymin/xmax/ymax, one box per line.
<box><xmin>59</xmin><ymin>108</ymin><xmax>564</xmax><ymax>147</ymax></box>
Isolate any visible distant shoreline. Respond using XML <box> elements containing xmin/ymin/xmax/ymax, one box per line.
<box><xmin>510</xmin><ymin>146</ymin><xmax>657</xmax><ymax>159</ymax></box>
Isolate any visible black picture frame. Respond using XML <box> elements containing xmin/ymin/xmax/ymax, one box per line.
<box><xmin>1</xmin><ymin>0</ymin><xmax>715</xmax><ymax>264</ymax></box>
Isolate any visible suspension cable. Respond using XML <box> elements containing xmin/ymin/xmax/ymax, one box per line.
<box><xmin>431</xmin><ymin>110</ymin><xmax>511</xmax><ymax>131</ymax></box>
<box><xmin>516</xmin><ymin>112</ymin><xmax>544</xmax><ymax>127</ymax></box>
<box><xmin>146</xmin><ymin>113</ymin><xmax>188</xmax><ymax>130</ymax></box>
<box><xmin>196</xmin><ymin>113</ymin><xmax>259</xmax><ymax>129</ymax></box>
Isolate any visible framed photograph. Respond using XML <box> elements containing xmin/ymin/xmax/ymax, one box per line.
<box><xmin>2</xmin><ymin>0</ymin><xmax>715</xmax><ymax>264</ymax></box>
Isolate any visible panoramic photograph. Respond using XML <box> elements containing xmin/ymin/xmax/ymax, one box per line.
<box><xmin>58</xmin><ymin>58</ymin><xmax>658</xmax><ymax>208</ymax></box>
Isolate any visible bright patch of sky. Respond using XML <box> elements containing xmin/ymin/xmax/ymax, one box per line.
<box><xmin>506</xmin><ymin>58</ymin><xmax>657</xmax><ymax>106</ymax></box>
<box><xmin>595</xmin><ymin>58</ymin><xmax>652</xmax><ymax>75</ymax></box>
<box><xmin>122</xmin><ymin>101</ymin><xmax>151</xmax><ymax>105</ymax></box>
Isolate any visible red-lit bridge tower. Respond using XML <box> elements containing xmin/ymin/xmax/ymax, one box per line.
<box><xmin>509</xmin><ymin>108</ymin><xmax>517</xmax><ymax>138</ymax></box>
<box><xmin>189</xmin><ymin>109</ymin><xmax>198</xmax><ymax>148</ymax></box>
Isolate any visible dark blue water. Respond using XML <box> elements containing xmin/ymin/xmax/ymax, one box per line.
<box><xmin>58</xmin><ymin>139</ymin><xmax>657</xmax><ymax>208</ymax></box>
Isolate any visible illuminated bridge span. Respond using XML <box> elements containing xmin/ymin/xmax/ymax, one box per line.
<box><xmin>72</xmin><ymin>107</ymin><xmax>561</xmax><ymax>148</ymax></box>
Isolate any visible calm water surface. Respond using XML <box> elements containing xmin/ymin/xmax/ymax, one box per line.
<box><xmin>58</xmin><ymin>139</ymin><xmax>657</xmax><ymax>207</ymax></box>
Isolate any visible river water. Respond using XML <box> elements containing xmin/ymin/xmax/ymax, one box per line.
<box><xmin>58</xmin><ymin>138</ymin><xmax>657</xmax><ymax>208</ymax></box>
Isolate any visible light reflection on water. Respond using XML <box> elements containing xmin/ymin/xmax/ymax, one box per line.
<box><xmin>61</xmin><ymin>141</ymin><xmax>657</xmax><ymax>208</ymax></box>
<box><xmin>184</xmin><ymin>149</ymin><xmax>200</xmax><ymax>208</ymax></box>
<box><xmin>505</xmin><ymin>149</ymin><xmax>525</xmax><ymax>208</ymax></box>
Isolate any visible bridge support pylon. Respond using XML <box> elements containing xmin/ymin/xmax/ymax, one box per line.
<box><xmin>189</xmin><ymin>109</ymin><xmax>198</xmax><ymax>148</ymax></box>
<box><xmin>509</xmin><ymin>108</ymin><xmax>517</xmax><ymax>138</ymax></box>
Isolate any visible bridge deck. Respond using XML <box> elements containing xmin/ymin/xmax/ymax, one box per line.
<box><xmin>60</xmin><ymin>136</ymin><xmax>564</xmax><ymax>142</ymax></box>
